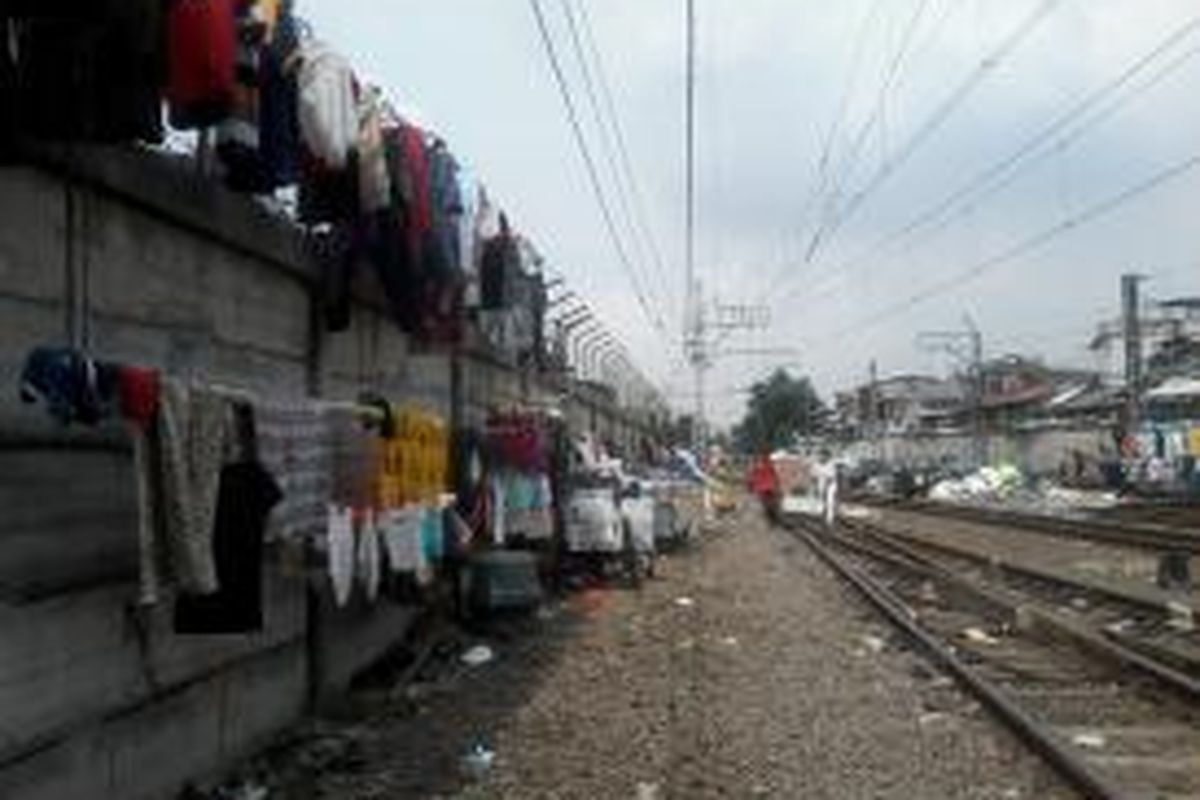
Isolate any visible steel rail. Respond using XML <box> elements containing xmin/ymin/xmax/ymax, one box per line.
<box><xmin>786</xmin><ymin>518</ymin><xmax>1135</xmax><ymax>800</ymax></box>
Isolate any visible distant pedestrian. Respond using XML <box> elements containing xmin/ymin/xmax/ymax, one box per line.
<box><xmin>748</xmin><ymin>452</ymin><xmax>781</xmax><ymax>524</ymax></box>
<box><xmin>814</xmin><ymin>451</ymin><xmax>839</xmax><ymax>529</ymax></box>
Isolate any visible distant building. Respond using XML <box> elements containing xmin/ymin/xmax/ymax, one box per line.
<box><xmin>1089</xmin><ymin>296</ymin><xmax>1200</xmax><ymax>385</ymax></box>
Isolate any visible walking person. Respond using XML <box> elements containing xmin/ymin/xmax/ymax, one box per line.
<box><xmin>748</xmin><ymin>451</ymin><xmax>781</xmax><ymax>524</ymax></box>
<box><xmin>814</xmin><ymin>451</ymin><xmax>839</xmax><ymax>529</ymax></box>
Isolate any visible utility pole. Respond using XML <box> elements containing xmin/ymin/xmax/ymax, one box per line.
<box><xmin>917</xmin><ymin>315</ymin><xmax>985</xmax><ymax>469</ymax></box>
<box><xmin>684</xmin><ymin>0</ymin><xmax>704</xmax><ymax>455</ymax></box>
<box><xmin>1122</xmin><ymin>273</ymin><xmax>1145</xmax><ymax>430</ymax></box>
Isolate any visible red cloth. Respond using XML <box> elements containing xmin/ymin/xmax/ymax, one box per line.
<box><xmin>117</xmin><ymin>366</ymin><xmax>161</xmax><ymax>428</ymax></box>
<box><xmin>748</xmin><ymin>457</ymin><xmax>780</xmax><ymax>499</ymax></box>
<box><xmin>400</xmin><ymin>122</ymin><xmax>432</xmax><ymax>246</ymax></box>
<box><xmin>167</xmin><ymin>0</ymin><xmax>238</xmax><ymax>129</ymax></box>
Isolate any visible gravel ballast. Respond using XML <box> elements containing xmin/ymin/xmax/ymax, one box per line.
<box><xmin>259</xmin><ymin>506</ymin><xmax>1078</xmax><ymax>799</ymax></box>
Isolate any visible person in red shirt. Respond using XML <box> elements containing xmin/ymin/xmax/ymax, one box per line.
<box><xmin>747</xmin><ymin>452</ymin><xmax>781</xmax><ymax>523</ymax></box>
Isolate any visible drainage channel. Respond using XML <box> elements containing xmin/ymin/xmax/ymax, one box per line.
<box><xmin>785</xmin><ymin>516</ymin><xmax>1200</xmax><ymax>800</ymax></box>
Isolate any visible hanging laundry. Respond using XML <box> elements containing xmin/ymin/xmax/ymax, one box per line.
<box><xmin>138</xmin><ymin>379</ymin><xmax>234</xmax><ymax>604</ymax></box>
<box><xmin>421</xmin><ymin>503</ymin><xmax>445</xmax><ymax>564</ymax></box>
<box><xmin>257</xmin><ymin>4</ymin><xmax>302</xmax><ymax>189</ymax></box>
<box><xmin>426</xmin><ymin>138</ymin><xmax>463</xmax><ymax>275</ymax></box>
<box><xmin>296</xmin><ymin>39</ymin><xmax>360</xmax><ymax>223</ymax></box>
<box><xmin>175</xmin><ymin>403</ymin><xmax>282</xmax><ymax>634</ymax></box>
<box><xmin>357</xmin><ymin>87</ymin><xmax>392</xmax><ymax>213</ymax></box>
<box><xmin>305</xmin><ymin>222</ymin><xmax>358</xmax><ymax>332</ymax></box>
<box><xmin>5</xmin><ymin>0</ymin><xmax>166</xmax><ymax>143</ymax></box>
<box><xmin>481</xmin><ymin>213</ymin><xmax>519</xmax><ymax>310</ymax></box>
<box><xmin>380</xmin><ymin>505</ymin><xmax>425</xmax><ymax>574</ymax></box>
<box><xmin>295</xmin><ymin>38</ymin><xmax>357</xmax><ymax>167</ymax></box>
<box><xmin>256</xmin><ymin>401</ymin><xmax>333</xmax><ymax>542</ymax></box>
<box><xmin>167</xmin><ymin>0</ymin><xmax>239</xmax><ymax>130</ymax></box>
<box><xmin>356</xmin><ymin>510</ymin><xmax>382</xmax><ymax>602</ymax></box>
<box><xmin>19</xmin><ymin>346</ymin><xmax>120</xmax><ymax>426</ymax></box>
<box><xmin>326</xmin><ymin>505</ymin><xmax>355</xmax><ymax>607</ymax></box>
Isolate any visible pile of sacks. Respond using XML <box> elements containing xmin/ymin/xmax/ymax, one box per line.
<box><xmin>928</xmin><ymin>464</ymin><xmax>1024</xmax><ymax>504</ymax></box>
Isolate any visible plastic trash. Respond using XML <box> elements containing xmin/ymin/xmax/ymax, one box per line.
<box><xmin>674</xmin><ymin>596</ymin><xmax>695</xmax><ymax>608</ymax></box>
<box><xmin>461</xmin><ymin>738</ymin><xmax>495</xmax><ymax>781</ymax></box>
<box><xmin>861</xmin><ymin>634</ymin><xmax>886</xmax><ymax>654</ymax></box>
<box><xmin>636</xmin><ymin>782</ymin><xmax>661</xmax><ymax>800</ymax></box>
<box><xmin>962</xmin><ymin>627</ymin><xmax>1000</xmax><ymax>646</ymax></box>
<box><xmin>1072</xmin><ymin>732</ymin><xmax>1106</xmax><ymax>750</ymax></box>
<box><xmin>460</xmin><ymin>645</ymin><xmax>495</xmax><ymax>667</ymax></box>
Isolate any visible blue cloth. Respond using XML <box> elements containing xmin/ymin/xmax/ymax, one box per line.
<box><xmin>421</xmin><ymin>505</ymin><xmax>445</xmax><ymax>562</ymax></box>
<box><xmin>19</xmin><ymin>346</ymin><xmax>118</xmax><ymax>426</ymax></box>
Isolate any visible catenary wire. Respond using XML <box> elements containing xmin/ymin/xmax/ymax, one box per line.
<box><xmin>820</xmin><ymin>152</ymin><xmax>1200</xmax><ymax>342</ymax></box>
<box><xmin>527</xmin><ymin>0</ymin><xmax>670</xmax><ymax>341</ymax></box>
<box><xmin>779</xmin><ymin>23</ymin><xmax>1200</xmax><ymax>309</ymax></box>
<box><xmin>803</xmin><ymin>0</ymin><xmax>1061</xmax><ymax>265</ymax></box>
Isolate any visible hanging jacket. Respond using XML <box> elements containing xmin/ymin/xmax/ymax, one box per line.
<box><xmin>295</xmin><ymin>38</ymin><xmax>357</xmax><ymax>169</ymax></box>
<box><xmin>426</xmin><ymin>139</ymin><xmax>464</xmax><ymax>276</ymax></box>
<box><xmin>398</xmin><ymin>122</ymin><xmax>432</xmax><ymax>257</ymax></box>
<box><xmin>168</xmin><ymin>0</ymin><xmax>238</xmax><ymax>130</ymax></box>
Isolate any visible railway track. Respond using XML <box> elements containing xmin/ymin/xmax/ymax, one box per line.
<box><xmin>787</xmin><ymin>514</ymin><xmax>1200</xmax><ymax>800</ymax></box>
<box><xmin>860</xmin><ymin>496</ymin><xmax>1200</xmax><ymax>553</ymax></box>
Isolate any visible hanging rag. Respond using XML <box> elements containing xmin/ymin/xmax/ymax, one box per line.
<box><xmin>380</xmin><ymin>505</ymin><xmax>425</xmax><ymax>574</ymax></box>
<box><xmin>256</xmin><ymin>401</ymin><xmax>333</xmax><ymax>542</ymax></box>
<box><xmin>139</xmin><ymin>380</ymin><xmax>231</xmax><ymax>603</ymax></box>
<box><xmin>357</xmin><ymin>510</ymin><xmax>381</xmax><ymax>602</ymax></box>
<box><xmin>326</xmin><ymin>505</ymin><xmax>355</xmax><ymax>607</ymax></box>
<box><xmin>19</xmin><ymin>346</ymin><xmax>120</xmax><ymax>426</ymax></box>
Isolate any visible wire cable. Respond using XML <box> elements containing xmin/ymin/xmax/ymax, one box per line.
<box><xmin>527</xmin><ymin>0</ymin><xmax>669</xmax><ymax>340</ymax></box>
<box><xmin>779</xmin><ymin>20</ymin><xmax>1200</xmax><ymax>309</ymax></box>
<box><xmin>823</xmin><ymin>152</ymin><xmax>1200</xmax><ymax>341</ymax></box>
<box><xmin>803</xmin><ymin>0</ymin><xmax>1061</xmax><ymax>265</ymax></box>
<box><xmin>574</xmin><ymin>0</ymin><xmax>678</xmax><ymax>330</ymax></box>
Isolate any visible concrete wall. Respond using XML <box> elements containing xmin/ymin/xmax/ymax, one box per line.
<box><xmin>0</xmin><ymin>148</ymin><xmax>419</xmax><ymax>800</ymax></box>
<box><xmin>846</xmin><ymin>426</ymin><xmax>1111</xmax><ymax>477</ymax></box>
<box><xmin>0</xmin><ymin>146</ymin><xmax>659</xmax><ymax>799</ymax></box>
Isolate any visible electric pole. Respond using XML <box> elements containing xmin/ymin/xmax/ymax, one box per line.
<box><xmin>1121</xmin><ymin>273</ymin><xmax>1145</xmax><ymax>430</ymax></box>
<box><xmin>917</xmin><ymin>315</ymin><xmax>985</xmax><ymax>469</ymax></box>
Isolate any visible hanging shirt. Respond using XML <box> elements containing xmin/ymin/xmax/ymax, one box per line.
<box><xmin>380</xmin><ymin>505</ymin><xmax>425</xmax><ymax>574</ymax></box>
<box><xmin>357</xmin><ymin>88</ymin><xmax>392</xmax><ymax>212</ymax></box>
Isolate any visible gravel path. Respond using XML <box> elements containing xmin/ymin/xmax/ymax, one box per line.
<box><xmin>258</xmin><ymin>505</ymin><xmax>1076</xmax><ymax>799</ymax></box>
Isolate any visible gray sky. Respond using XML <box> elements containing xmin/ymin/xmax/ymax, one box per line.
<box><xmin>303</xmin><ymin>0</ymin><xmax>1200</xmax><ymax>425</ymax></box>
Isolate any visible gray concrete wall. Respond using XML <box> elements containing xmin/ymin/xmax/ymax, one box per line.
<box><xmin>0</xmin><ymin>146</ymin><xmax>659</xmax><ymax>800</ymax></box>
<box><xmin>0</xmin><ymin>150</ymin><xmax>414</xmax><ymax>799</ymax></box>
<box><xmin>846</xmin><ymin>426</ymin><xmax>1110</xmax><ymax>477</ymax></box>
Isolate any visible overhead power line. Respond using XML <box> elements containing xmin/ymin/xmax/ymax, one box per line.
<box><xmin>574</xmin><ymin>0</ymin><xmax>678</xmax><ymax>330</ymax></box>
<box><xmin>778</xmin><ymin>17</ymin><xmax>1200</xmax><ymax>309</ymax></box>
<box><xmin>803</xmin><ymin>0</ymin><xmax>1061</xmax><ymax>265</ymax></box>
<box><xmin>557</xmin><ymin>0</ymin><xmax>670</xmax><ymax>322</ymax></box>
<box><xmin>528</xmin><ymin>0</ymin><xmax>669</xmax><ymax>342</ymax></box>
<box><xmin>824</xmin><ymin>152</ymin><xmax>1200</xmax><ymax>341</ymax></box>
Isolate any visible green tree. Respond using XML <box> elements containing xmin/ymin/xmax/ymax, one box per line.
<box><xmin>734</xmin><ymin>369</ymin><xmax>827</xmax><ymax>453</ymax></box>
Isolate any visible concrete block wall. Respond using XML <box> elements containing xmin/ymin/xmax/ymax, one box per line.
<box><xmin>0</xmin><ymin>148</ymin><xmax>422</xmax><ymax>799</ymax></box>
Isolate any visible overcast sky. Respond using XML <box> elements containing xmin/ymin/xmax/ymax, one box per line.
<box><xmin>304</xmin><ymin>0</ymin><xmax>1200</xmax><ymax>425</ymax></box>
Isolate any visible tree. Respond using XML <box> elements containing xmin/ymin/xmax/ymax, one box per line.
<box><xmin>733</xmin><ymin>369</ymin><xmax>827</xmax><ymax>454</ymax></box>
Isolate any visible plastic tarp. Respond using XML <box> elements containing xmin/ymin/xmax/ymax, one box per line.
<box><xmin>565</xmin><ymin>489</ymin><xmax>623</xmax><ymax>553</ymax></box>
